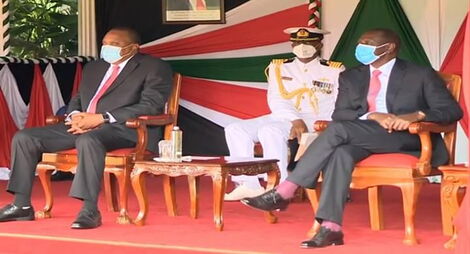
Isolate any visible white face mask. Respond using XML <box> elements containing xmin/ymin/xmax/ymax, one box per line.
<box><xmin>292</xmin><ymin>44</ymin><xmax>317</xmax><ymax>59</ymax></box>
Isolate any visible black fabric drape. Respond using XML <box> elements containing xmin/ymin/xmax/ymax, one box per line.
<box><xmin>95</xmin><ymin>0</ymin><xmax>249</xmax><ymax>47</ymax></box>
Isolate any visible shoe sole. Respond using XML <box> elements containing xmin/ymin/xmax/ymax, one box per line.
<box><xmin>240</xmin><ymin>199</ymin><xmax>285</xmax><ymax>212</ymax></box>
<box><xmin>0</xmin><ymin>216</ymin><xmax>35</xmax><ymax>222</ymax></box>
<box><xmin>70</xmin><ymin>221</ymin><xmax>102</xmax><ymax>229</ymax></box>
<box><xmin>300</xmin><ymin>240</ymin><xmax>344</xmax><ymax>248</ymax></box>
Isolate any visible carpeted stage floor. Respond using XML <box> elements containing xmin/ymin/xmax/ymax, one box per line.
<box><xmin>0</xmin><ymin>176</ymin><xmax>453</xmax><ymax>254</ymax></box>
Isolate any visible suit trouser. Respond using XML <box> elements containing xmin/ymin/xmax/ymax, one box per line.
<box><xmin>7</xmin><ymin>123</ymin><xmax>135</xmax><ymax>204</ymax></box>
<box><xmin>286</xmin><ymin>120</ymin><xmax>421</xmax><ymax>224</ymax></box>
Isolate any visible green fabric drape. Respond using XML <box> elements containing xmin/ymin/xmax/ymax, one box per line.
<box><xmin>331</xmin><ymin>0</ymin><xmax>431</xmax><ymax>68</ymax></box>
<box><xmin>168</xmin><ymin>53</ymin><xmax>293</xmax><ymax>82</ymax></box>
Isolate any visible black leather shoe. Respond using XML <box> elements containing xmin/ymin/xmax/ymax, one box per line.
<box><xmin>240</xmin><ymin>189</ymin><xmax>289</xmax><ymax>211</ymax></box>
<box><xmin>0</xmin><ymin>204</ymin><xmax>35</xmax><ymax>222</ymax></box>
<box><xmin>71</xmin><ymin>209</ymin><xmax>102</xmax><ymax>229</ymax></box>
<box><xmin>51</xmin><ymin>171</ymin><xmax>74</xmax><ymax>181</ymax></box>
<box><xmin>300</xmin><ymin>226</ymin><xmax>344</xmax><ymax>248</ymax></box>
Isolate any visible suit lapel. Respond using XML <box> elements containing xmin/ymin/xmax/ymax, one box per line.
<box><xmin>357</xmin><ymin>65</ymin><xmax>370</xmax><ymax>111</ymax></box>
<box><xmin>386</xmin><ymin>59</ymin><xmax>406</xmax><ymax>113</ymax></box>
<box><xmin>102</xmin><ymin>54</ymin><xmax>142</xmax><ymax>96</ymax></box>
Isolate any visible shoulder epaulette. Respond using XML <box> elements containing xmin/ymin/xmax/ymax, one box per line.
<box><xmin>320</xmin><ymin>59</ymin><xmax>343</xmax><ymax>69</ymax></box>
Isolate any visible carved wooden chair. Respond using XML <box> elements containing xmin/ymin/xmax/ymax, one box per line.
<box><xmin>305</xmin><ymin>72</ymin><xmax>461</xmax><ymax>245</ymax></box>
<box><xmin>438</xmin><ymin>164</ymin><xmax>468</xmax><ymax>236</ymax></box>
<box><xmin>35</xmin><ymin>72</ymin><xmax>182</xmax><ymax>223</ymax></box>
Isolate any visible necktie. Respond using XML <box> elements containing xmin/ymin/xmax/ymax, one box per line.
<box><xmin>88</xmin><ymin>65</ymin><xmax>120</xmax><ymax>113</ymax></box>
<box><xmin>196</xmin><ymin>0</ymin><xmax>206</xmax><ymax>10</ymax></box>
<box><xmin>367</xmin><ymin>70</ymin><xmax>382</xmax><ymax>112</ymax></box>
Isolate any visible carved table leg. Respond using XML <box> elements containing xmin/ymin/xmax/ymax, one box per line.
<box><xmin>305</xmin><ymin>186</ymin><xmax>321</xmax><ymax>238</ymax></box>
<box><xmin>441</xmin><ymin>176</ymin><xmax>460</xmax><ymax>236</ymax></box>
<box><xmin>188</xmin><ymin>175</ymin><xmax>199</xmax><ymax>219</ymax></box>
<box><xmin>212</xmin><ymin>171</ymin><xmax>226</xmax><ymax>231</ymax></box>
<box><xmin>131</xmin><ymin>169</ymin><xmax>148</xmax><ymax>226</ymax></box>
<box><xmin>264</xmin><ymin>164</ymin><xmax>280</xmax><ymax>224</ymax></box>
<box><xmin>163</xmin><ymin>175</ymin><xmax>178</xmax><ymax>216</ymax></box>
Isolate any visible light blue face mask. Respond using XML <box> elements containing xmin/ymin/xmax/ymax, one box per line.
<box><xmin>355</xmin><ymin>43</ymin><xmax>389</xmax><ymax>65</ymax></box>
<box><xmin>100</xmin><ymin>45</ymin><xmax>122</xmax><ymax>64</ymax></box>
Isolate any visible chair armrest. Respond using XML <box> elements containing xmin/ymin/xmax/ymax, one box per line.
<box><xmin>408</xmin><ymin>122</ymin><xmax>456</xmax><ymax>134</ymax></box>
<box><xmin>314</xmin><ymin>120</ymin><xmax>330</xmax><ymax>132</ymax></box>
<box><xmin>408</xmin><ymin>122</ymin><xmax>457</xmax><ymax>176</ymax></box>
<box><xmin>125</xmin><ymin>114</ymin><xmax>175</xmax><ymax>160</ymax></box>
<box><xmin>46</xmin><ymin>115</ymin><xmax>66</xmax><ymax>125</ymax></box>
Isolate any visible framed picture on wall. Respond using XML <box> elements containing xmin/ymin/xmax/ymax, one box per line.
<box><xmin>163</xmin><ymin>0</ymin><xmax>225</xmax><ymax>24</ymax></box>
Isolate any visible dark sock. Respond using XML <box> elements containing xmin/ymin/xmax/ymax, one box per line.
<box><xmin>82</xmin><ymin>199</ymin><xmax>98</xmax><ymax>212</ymax></box>
<box><xmin>13</xmin><ymin>193</ymin><xmax>31</xmax><ymax>208</ymax></box>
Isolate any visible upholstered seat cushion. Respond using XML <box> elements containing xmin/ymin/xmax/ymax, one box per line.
<box><xmin>57</xmin><ymin>148</ymin><xmax>153</xmax><ymax>156</ymax></box>
<box><xmin>356</xmin><ymin>153</ymin><xmax>419</xmax><ymax>168</ymax></box>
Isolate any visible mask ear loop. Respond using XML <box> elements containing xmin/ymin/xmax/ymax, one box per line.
<box><xmin>374</xmin><ymin>43</ymin><xmax>390</xmax><ymax>58</ymax></box>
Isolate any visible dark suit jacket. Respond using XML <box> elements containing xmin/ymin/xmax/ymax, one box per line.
<box><xmin>332</xmin><ymin>58</ymin><xmax>463</xmax><ymax>166</ymax></box>
<box><xmin>67</xmin><ymin>53</ymin><xmax>173</xmax><ymax>152</ymax></box>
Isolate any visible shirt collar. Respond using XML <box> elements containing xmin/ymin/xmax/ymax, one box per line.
<box><xmin>110</xmin><ymin>56</ymin><xmax>132</xmax><ymax>70</ymax></box>
<box><xmin>294</xmin><ymin>57</ymin><xmax>320</xmax><ymax>67</ymax></box>
<box><xmin>370</xmin><ymin>58</ymin><xmax>396</xmax><ymax>76</ymax></box>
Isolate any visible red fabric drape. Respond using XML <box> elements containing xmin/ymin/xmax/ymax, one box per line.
<box><xmin>440</xmin><ymin>15</ymin><xmax>468</xmax><ymax>135</ymax></box>
<box><xmin>454</xmin><ymin>8</ymin><xmax>470</xmax><ymax>254</ymax></box>
<box><xmin>140</xmin><ymin>5</ymin><xmax>309</xmax><ymax>57</ymax></box>
<box><xmin>0</xmin><ymin>89</ymin><xmax>18</xmax><ymax>167</ymax></box>
<box><xmin>180</xmin><ymin>77</ymin><xmax>269</xmax><ymax>119</ymax></box>
<box><xmin>24</xmin><ymin>64</ymin><xmax>53</xmax><ymax>128</ymax></box>
<box><xmin>71</xmin><ymin>62</ymin><xmax>82</xmax><ymax>97</ymax></box>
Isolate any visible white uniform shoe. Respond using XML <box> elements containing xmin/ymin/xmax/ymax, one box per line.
<box><xmin>224</xmin><ymin>185</ymin><xmax>265</xmax><ymax>201</ymax></box>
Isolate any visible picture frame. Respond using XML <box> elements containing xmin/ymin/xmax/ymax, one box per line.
<box><xmin>162</xmin><ymin>0</ymin><xmax>225</xmax><ymax>24</ymax></box>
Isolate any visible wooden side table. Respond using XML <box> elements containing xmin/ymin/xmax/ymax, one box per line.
<box><xmin>131</xmin><ymin>157</ymin><xmax>280</xmax><ymax>231</ymax></box>
<box><xmin>439</xmin><ymin>164</ymin><xmax>468</xmax><ymax>236</ymax></box>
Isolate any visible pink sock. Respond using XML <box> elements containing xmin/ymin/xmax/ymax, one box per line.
<box><xmin>275</xmin><ymin>180</ymin><xmax>298</xmax><ymax>199</ymax></box>
<box><xmin>321</xmin><ymin>220</ymin><xmax>342</xmax><ymax>232</ymax></box>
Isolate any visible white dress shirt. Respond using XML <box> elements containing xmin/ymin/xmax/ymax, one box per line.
<box><xmin>360</xmin><ymin>58</ymin><xmax>396</xmax><ymax>119</ymax></box>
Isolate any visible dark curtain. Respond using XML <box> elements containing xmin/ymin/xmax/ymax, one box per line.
<box><xmin>95</xmin><ymin>0</ymin><xmax>249</xmax><ymax>46</ymax></box>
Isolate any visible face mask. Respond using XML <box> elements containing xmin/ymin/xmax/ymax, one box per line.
<box><xmin>293</xmin><ymin>44</ymin><xmax>317</xmax><ymax>59</ymax></box>
<box><xmin>100</xmin><ymin>45</ymin><xmax>122</xmax><ymax>64</ymax></box>
<box><xmin>355</xmin><ymin>43</ymin><xmax>389</xmax><ymax>65</ymax></box>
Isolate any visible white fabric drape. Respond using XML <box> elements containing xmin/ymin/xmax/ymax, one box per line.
<box><xmin>78</xmin><ymin>0</ymin><xmax>97</xmax><ymax>56</ymax></box>
<box><xmin>43</xmin><ymin>64</ymin><xmax>65</xmax><ymax>114</ymax></box>
<box><xmin>0</xmin><ymin>65</ymin><xmax>28</xmax><ymax>129</ymax></box>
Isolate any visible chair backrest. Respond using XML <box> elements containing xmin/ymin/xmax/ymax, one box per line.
<box><xmin>438</xmin><ymin>72</ymin><xmax>462</xmax><ymax>165</ymax></box>
<box><xmin>163</xmin><ymin>72</ymin><xmax>182</xmax><ymax>140</ymax></box>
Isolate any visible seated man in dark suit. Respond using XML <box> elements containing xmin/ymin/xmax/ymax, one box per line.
<box><xmin>0</xmin><ymin>27</ymin><xmax>173</xmax><ymax>229</ymax></box>
<box><xmin>242</xmin><ymin>28</ymin><xmax>463</xmax><ymax>248</ymax></box>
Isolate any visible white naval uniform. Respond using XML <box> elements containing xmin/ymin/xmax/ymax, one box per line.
<box><xmin>225</xmin><ymin>57</ymin><xmax>344</xmax><ymax>189</ymax></box>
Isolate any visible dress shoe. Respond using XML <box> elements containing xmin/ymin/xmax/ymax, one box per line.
<box><xmin>300</xmin><ymin>226</ymin><xmax>344</xmax><ymax>248</ymax></box>
<box><xmin>240</xmin><ymin>189</ymin><xmax>289</xmax><ymax>211</ymax></box>
<box><xmin>71</xmin><ymin>209</ymin><xmax>102</xmax><ymax>229</ymax></box>
<box><xmin>51</xmin><ymin>171</ymin><xmax>74</xmax><ymax>181</ymax></box>
<box><xmin>0</xmin><ymin>204</ymin><xmax>35</xmax><ymax>222</ymax></box>
<box><xmin>224</xmin><ymin>185</ymin><xmax>265</xmax><ymax>201</ymax></box>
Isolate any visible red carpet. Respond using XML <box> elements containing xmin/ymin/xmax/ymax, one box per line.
<box><xmin>0</xmin><ymin>176</ymin><xmax>452</xmax><ymax>254</ymax></box>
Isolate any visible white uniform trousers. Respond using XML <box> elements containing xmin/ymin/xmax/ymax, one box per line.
<box><xmin>225</xmin><ymin>115</ymin><xmax>296</xmax><ymax>189</ymax></box>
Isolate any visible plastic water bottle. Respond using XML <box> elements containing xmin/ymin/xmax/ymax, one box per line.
<box><xmin>171</xmin><ymin>126</ymin><xmax>183</xmax><ymax>161</ymax></box>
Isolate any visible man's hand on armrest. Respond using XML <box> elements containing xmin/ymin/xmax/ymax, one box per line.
<box><xmin>389</xmin><ymin>111</ymin><xmax>426</xmax><ymax>131</ymax></box>
<box><xmin>367</xmin><ymin>112</ymin><xmax>396</xmax><ymax>132</ymax></box>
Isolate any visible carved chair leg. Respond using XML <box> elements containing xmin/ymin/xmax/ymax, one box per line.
<box><xmin>103</xmin><ymin>171</ymin><xmax>119</xmax><ymax>212</ymax></box>
<box><xmin>368</xmin><ymin>186</ymin><xmax>384</xmax><ymax>231</ymax></box>
<box><xmin>163</xmin><ymin>175</ymin><xmax>177</xmax><ymax>216</ymax></box>
<box><xmin>115</xmin><ymin>167</ymin><xmax>131</xmax><ymax>224</ymax></box>
<box><xmin>305</xmin><ymin>185</ymin><xmax>322</xmax><ymax>237</ymax></box>
<box><xmin>35</xmin><ymin>167</ymin><xmax>54</xmax><ymax>219</ymax></box>
<box><xmin>440</xmin><ymin>179</ymin><xmax>460</xmax><ymax>236</ymax></box>
<box><xmin>400</xmin><ymin>182</ymin><xmax>422</xmax><ymax>245</ymax></box>
<box><xmin>131</xmin><ymin>170</ymin><xmax>148</xmax><ymax>226</ymax></box>
<box><xmin>188</xmin><ymin>175</ymin><xmax>199</xmax><ymax>219</ymax></box>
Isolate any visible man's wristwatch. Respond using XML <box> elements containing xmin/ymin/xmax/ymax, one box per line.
<box><xmin>101</xmin><ymin>113</ymin><xmax>110</xmax><ymax>123</ymax></box>
<box><xmin>417</xmin><ymin>111</ymin><xmax>426</xmax><ymax>121</ymax></box>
